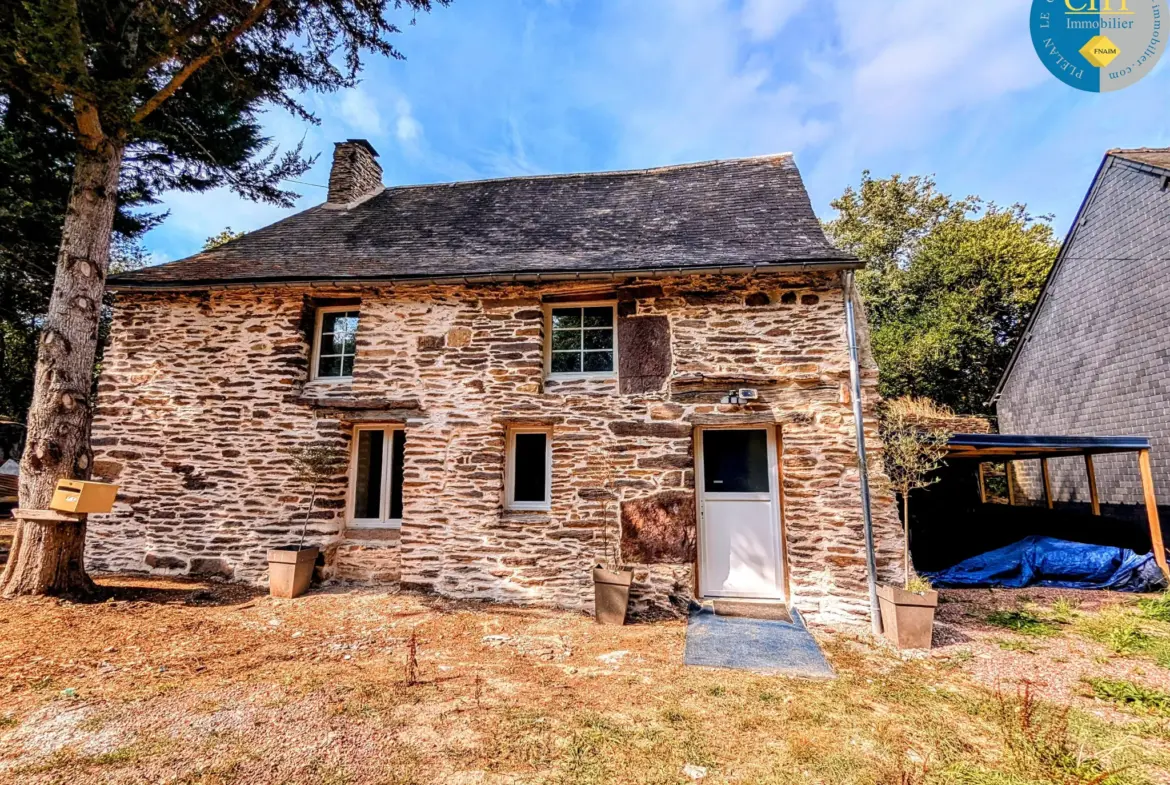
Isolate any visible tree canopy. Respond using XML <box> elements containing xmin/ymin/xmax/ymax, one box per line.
<box><xmin>826</xmin><ymin>173</ymin><xmax>1059</xmax><ymax>416</ymax></box>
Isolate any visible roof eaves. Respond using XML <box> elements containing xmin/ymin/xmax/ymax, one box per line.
<box><xmin>108</xmin><ymin>257</ymin><xmax>862</xmax><ymax>292</ymax></box>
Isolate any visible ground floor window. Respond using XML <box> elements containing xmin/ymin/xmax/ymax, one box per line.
<box><xmin>505</xmin><ymin>427</ymin><xmax>552</xmax><ymax>511</ymax></box>
<box><xmin>349</xmin><ymin>425</ymin><xmax>405</xmax><ymax>527</ymax></box>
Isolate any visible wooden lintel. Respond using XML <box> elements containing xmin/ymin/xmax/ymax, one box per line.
<box><xmin>1041</xmin><ymin>458</ymin><xmax>1054</xmax><ymax>509</ymax></box>
<box><xmin>12</xmin><ymin>508</ymin><xmax>85</xmax><ymax>523</ymax></box>
<box><xmin>1138</xmin><ymin>449</ymin><xmax>1169</xmax><ymax>579</ymax></box>
<box><xmin>1084</xmin><ymin>455</ymin><xmax>1101</xmax><ymax>516</ymax></box>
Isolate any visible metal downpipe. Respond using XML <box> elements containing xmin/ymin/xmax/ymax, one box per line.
<box><xmin>843</xmin><ymin>271</ymin><xmax>883</xmax><ymax>636</ymax></box>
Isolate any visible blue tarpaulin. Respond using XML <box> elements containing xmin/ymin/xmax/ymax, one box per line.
<box><xmin>924</xmin><ymin>536</ymin><xmax>1167</xmax><ymax>592</ymax></box>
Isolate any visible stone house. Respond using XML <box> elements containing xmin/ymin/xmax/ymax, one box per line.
<box><xmin>994</xmin><ymin>148</ymin><xmax>1170</xmax><ymax>519</ymax></box>
<box><xmin>92</xmin><ymin>140</ymin><xmax>904</xmax><ymax>625</ymax></box>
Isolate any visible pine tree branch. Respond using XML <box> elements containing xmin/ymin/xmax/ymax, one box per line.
<box><xmin>133</xmin><ymin>0</ymin><xmax>275</xmax><ymax>125</ymax></box>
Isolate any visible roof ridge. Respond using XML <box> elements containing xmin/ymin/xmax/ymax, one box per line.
<box><xmin>374</xmin><ymin>153</ymin><xmax>796</xmax><ymax>193</ymax></box>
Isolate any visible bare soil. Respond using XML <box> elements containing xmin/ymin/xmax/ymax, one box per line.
<box><xmin>0</xmin><ymin>575</ymin><xmax>1168</xmax><ymax>784</ymax></box>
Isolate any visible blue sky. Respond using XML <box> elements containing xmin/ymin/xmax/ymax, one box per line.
<box><xmin>145</xmin><ymin>0</ymin><xmax>1170</xmax><ymax>263</ymax></box>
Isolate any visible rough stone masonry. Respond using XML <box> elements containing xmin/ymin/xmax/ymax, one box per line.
<box><xmin>88</xmin><ymin>271</ymin><xmax>904</xmax><ymax>626</ymax></box>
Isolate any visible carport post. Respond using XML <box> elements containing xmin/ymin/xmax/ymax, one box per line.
<box><xmin>1138</xmin><ymin>449</ymin><xmax>1169</xmax><ymax>578</ymax></box>
<box><xmin>977</xmin><ymin>464</ymin><xmax>987</xmax><ymax>504</ymax></box>
<box><xmin>1007</xmin><ymin>462</ymin><xmax>1017</xmax><ymax>505</ymax></box>
<box><xmin>1084</xmin><ymin>455</ymin><xmax>1101</xmax><ymax>516</ymax></box>
<box><xmin>1041</xmin><ymin>458</ymin><xmax>1054</xmax><ymax>509</ymax></box>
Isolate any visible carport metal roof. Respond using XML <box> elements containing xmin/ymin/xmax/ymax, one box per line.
<box><xmin>946</xmin><ymin>434</ymin><xmax>1151</xmax><ymax>461</ymax></box>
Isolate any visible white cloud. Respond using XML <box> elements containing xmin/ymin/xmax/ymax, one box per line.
<box><xmin>741</xmin><ymin>0</ymin><xmax>807</xmax><ymax>41</ymax></box>
<box><xmin>338</xmin><ymin>88</ymin><xmax>384</xmax><ymax>135</ymax></box>
<box><xmin>395</xmin><ymin>97</ymin><xmax>423</xmax><ymax>144</ymax></box>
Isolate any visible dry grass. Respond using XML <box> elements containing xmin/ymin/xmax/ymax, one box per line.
<box><xmin>0</xmin><ymin>576</ymin><xmax>1166</xmax><ymax>784</ymax></box>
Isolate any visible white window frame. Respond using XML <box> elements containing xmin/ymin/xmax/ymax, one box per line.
<box><xmin>347</xmin><ymin>424</ymin><xmax>404</xmax><ymax>529</ymax></box>
<box><xmin>504</xmin><ymin>427</ymin><xmax>553</xmax><ymax>511</ymax></box>
<box><xmin>543</xmin><ymin>301</ymin><xmax>619</xmax><ymax>380</ymax></box>
<box><xmin>310</xmin><ymin>305</ymin><xmax>360</xmax><ymax>382</ymax></box>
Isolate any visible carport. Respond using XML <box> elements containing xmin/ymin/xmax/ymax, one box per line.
<box><xmin>941</xmin><ymin>434</ymin><xmax>1168</xmax><ymax>579</ymax></box>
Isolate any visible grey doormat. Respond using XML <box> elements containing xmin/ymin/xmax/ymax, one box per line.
<box><xmin>684</xmin><ymin>606</ymin><xmax>834</xmax><ymax>679</ymax></box>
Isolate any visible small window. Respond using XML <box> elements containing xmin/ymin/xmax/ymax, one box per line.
<box><xmin>505</xmin><ymin>428</ymin><xmax>552</xmax><ymax>510</ymax></box>
<box><xmin>547</xmin><ymin>304</ymin><xmax>616</xmax><ymax>377</ymax></box>
<box><xmin>312</xmin><ymin>307</ymin><xmax>360</xmax><ymax>380</ymax></box>
<box><xmin>349</xmin><ymin>425</ymin><xmax>405</xmax><ymax>527</ymax></box>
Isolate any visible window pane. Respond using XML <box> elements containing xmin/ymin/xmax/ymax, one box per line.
<box><xmin>703</xmin><ymin>430</ymin><xmax>770</xmax><ymax>494</ymax></box>
<box><xmin>582</xmin><ymin>351</ymin><xmax>613</xmax><ymax>373</ymax></box>
<box><xmin>583</xmin><ymin>329</ymin><xmax>612</xmax><ymax>350</ymax></box>
<box><xmin>328</xmin><ymin>332</ymin><xmax>357</xmax><ymax>355</ymax></box>
<box><xmin>583</xmin><ymin>307</ymin><xmax>613</xmax><ymax>328</ymax></box>
<box><xmin>512</xmin><ymin>432</ymin><xmax>547</xmax><ymax>503</ymax></box>
<box><xmin>317</xmin><ymin>355</ymin><xmax>342</xmax><ymax>378</ymax></box>
<box><xmin>341</xmin><ymin>355</ymin><xmax>355</xmax><ymax>377</ymax></box>
<box><xmin>550</xmin><ymin>352</ymin><xmax>581</xmax><ymax>374</ymax></box>
<box><xmin>551</xmin><ymin>329</ymin><xmax>581</xmax><ymax>351</ymax></box>
<box><xmin>321</xmin><ymin>311</ymin><xmax>359</xmax><ymax>335</ymax></box>
<box><xmin>389</xmin><ymin>430</ymin><xmax>405</xmax><ymax>520</ymax></box>
<box><xmin>354</xmin><ymin>429</ymin><xmax>384</xmax><ymax>518</ymax></box>
<box><xmin>551</xmin><ymin>309</ymin><xmax>581</xmax><ymax>329</ymax></box>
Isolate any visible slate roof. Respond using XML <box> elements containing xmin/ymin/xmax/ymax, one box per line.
<box><xmin>111</xmin><ymin>154</ymin><xmax>856</xmax><ymax>288</ymax></box>
<box><xmin>1109</xmin><ymin>147</ymin><xmax>1170</xmax><ymax>171</ymax></box>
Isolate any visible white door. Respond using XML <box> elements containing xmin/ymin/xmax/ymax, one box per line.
<box><xmin>697</xmin><ymin>427</ymin><xmax>785</xmax><ymax>599</ymax></box>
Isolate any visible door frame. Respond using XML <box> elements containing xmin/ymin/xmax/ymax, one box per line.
<box><xmin>694</xmin><ymin>424</ymin><xmax>787</xmax><ymax>600</ymax></box>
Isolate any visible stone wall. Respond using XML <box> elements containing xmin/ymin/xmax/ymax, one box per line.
<box><xmin>90</xmin><ymin>271</ymin><xmax>904</xmax><ymax>626</ymax></box>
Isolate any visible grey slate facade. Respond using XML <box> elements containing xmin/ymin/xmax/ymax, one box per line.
<box><xmin>995</xmin><ymin>149</ymin><xmax>1170</xmax><ymax>508</ymax></box>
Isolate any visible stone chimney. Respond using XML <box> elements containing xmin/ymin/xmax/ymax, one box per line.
<box><xmin>326</xmin><ymin>139</ymin><xmax>383</xmax><ymax>205</ymax></box>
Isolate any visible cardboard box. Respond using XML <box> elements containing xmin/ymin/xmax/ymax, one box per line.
<box><xmin>49</xmin><ymin>480</ymin><xmax>119</xmax><ymax>514</ymax></box>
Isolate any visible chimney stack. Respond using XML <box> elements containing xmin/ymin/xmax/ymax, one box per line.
<box><xmin>326</xmin><ymin>139</ymin><xmax>383</xmax><ymax>205</ymax></box>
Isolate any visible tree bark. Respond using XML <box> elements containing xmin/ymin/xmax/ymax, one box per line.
<box><xmin>0</xmin><ymin>140</ymin><xmax>125</xmax><ymax>597</ymax></box>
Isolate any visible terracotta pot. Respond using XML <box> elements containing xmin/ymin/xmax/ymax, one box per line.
<box><xmin>268</xmin><ymin>546</ymin><xmax>319</xmax><ymax>599</ymax></box>
<box><xmin>593</xmin><ymin>566</ymin><xmax>633</xmax><ymax>625</ymax></box>
<box><xmin>877</xmin><ymin>584</ymin><xmax>939</xmax><ymax>649</ymax></box>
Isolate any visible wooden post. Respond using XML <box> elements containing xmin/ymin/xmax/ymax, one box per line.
<box><xmin>1084</xmin><ymin>454</ymin><xmax>1101</xmax><ymax>516</ymax></box>
<box><xmin>977</xmin><ymin>463</ymin><xmax>987</xmax><ymax>504</ymax></box>
<box><xmin>1138</xmin><ymin>449</ymin><xmax>1168</xmax><ymax>579</ymax></box>
<box><xmin>1007</xmin><ymin>461</ymin><xmax>1017</xmax><ymax>506</ymax></box>
<box><xmin>1041</xmin><ymin>458</ymin><xmax>1053</xmax><ymax>509</ymax></box>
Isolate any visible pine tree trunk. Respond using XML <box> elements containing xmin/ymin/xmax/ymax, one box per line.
<box><xmin>0</xmin><ymin>140</ymin><xmax>124</xmax><ymax>598</ymax></box>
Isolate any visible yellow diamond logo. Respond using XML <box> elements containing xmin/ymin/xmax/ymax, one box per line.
<box><xmin>1080</xmin><ymin>35</ymin><xmax>1121</xmax><ymax>68</ymax></box>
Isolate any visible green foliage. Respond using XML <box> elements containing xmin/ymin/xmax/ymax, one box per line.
<box><xmin>1087</xmin><ymin>678</ymin><xmax>1170</xmax><ymax>716</ymax></box>
<box><xmin>0</xmin><ymin>97</ymin><xmax>154</xmax><ymax>426</ymax></box>
<box><xmin>905</xmin><ymin>575</ymin><xmax>933</xmax><ymax>594</ymax></box>
<box><xmin>0</xmin><ymin>0</ymin><xmax>444</xmax><ymax>433</ymax></box>
<box><xmin>826</xmin><ymin>172</ymin><xmax>1059</xmax><ymax>415</ymax></box>
<box><xmin>986</xmin><ymin>610</ymin><xmax>1060</xmax><ymax>637</ymax></box>
<box><xmin>1138</xmin><ymin>594</ymin><xmax>1170</xmax><ymax>622</ymax></box>
<box><xmin>287</xmin><ymin>443</ymin><xmax>347</xmax><ymax>488</ymax></box>
<box><xmin>203</xmin><ymin>227</ymin><xmax>246</xmax><ymax>251</ymax></box>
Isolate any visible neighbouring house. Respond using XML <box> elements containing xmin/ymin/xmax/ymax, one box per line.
<box><xmin>91</xmin><ymin>140</ymin><xmax>904</xmax><ymax>625</ymax></box>
<box><xmin>994</xmin><ymin>147</ymin><xmax>1170</xmax><ymax>523</ymax></box>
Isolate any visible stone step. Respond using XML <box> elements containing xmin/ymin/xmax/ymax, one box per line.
<box><xmin>708</xmin><ymin>598</ymin><xmax>793</xmax><ymax>623</ymax></box>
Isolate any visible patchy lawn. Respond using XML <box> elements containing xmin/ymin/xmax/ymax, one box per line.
<box><xmin>0</xmin><ymin>577</ymin><xmax>1168</xmax><ymax>784</ymax></box>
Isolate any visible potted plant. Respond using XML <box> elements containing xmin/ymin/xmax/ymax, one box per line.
<box><xmin>876</xmin><ymin>397</ymin><xmax>952</xmax><ymax>649</ymax></box>
<box><xmin>269</xmin><ymin>443</ymin><xmax>346</xmax><ymax>599</ymax></box>
<box><xmin>591</xmin><ymin>458</ymin><xmax>632</xmax><ymax>625</ymax></box>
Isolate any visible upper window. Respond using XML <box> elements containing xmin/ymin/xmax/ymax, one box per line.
<box><xmin>505</xmin><ymin>428</ymin><xmax>552</xmax><ymax>511</ymax></box>
<box><xmin>349</xmin><ymin>425</ymin><xmax>405</xmax><ymax>527</ymax></box>
<box><xmin>547</xmin><ymin>304</ymin><xmax>616</xmax><ymax>377</ymax></box>
<box><xmin>312</xmin><ymin>307</ymin><xmax>360</xmax><ymax>381</ymax></box>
